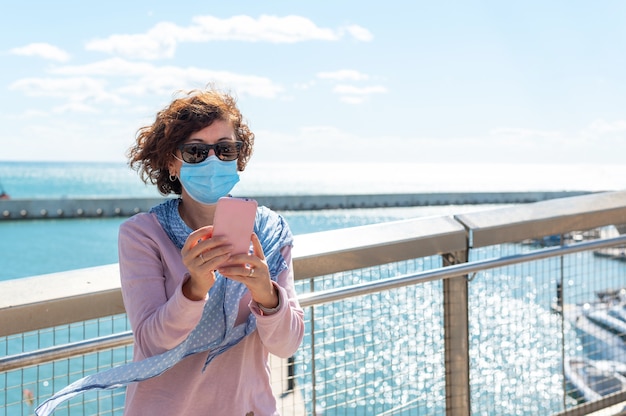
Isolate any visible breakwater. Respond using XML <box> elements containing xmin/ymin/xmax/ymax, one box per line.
<box><xmin>0</xmin><ymin>191</ymin><xmax>593</xmax><ymax>220</ymax></box>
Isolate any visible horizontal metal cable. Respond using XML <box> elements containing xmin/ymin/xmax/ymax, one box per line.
<box><xmin>0</xmin><ymin>331</ymin><xmax>133</xmax><ymax>373</ymax></box>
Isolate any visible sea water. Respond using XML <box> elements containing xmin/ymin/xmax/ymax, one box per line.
<box><xmin>2</xmin><ymin>160</ymin><xmax>626</xmax><ymax>414</ymax></box>
<box><xmin>2</xmin><ymin>160</ymin><xmax>625</xmax><ymax>280</ymax></box>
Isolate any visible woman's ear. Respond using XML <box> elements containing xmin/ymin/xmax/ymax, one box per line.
<box><xmin>167</xmin><ymin>159</ymin><xmax>179</xmax><ymax>179</ymax></box>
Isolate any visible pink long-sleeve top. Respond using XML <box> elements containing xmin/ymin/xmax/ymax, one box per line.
<box><xmin>118</xmin><ymin>211</ymin><xmax>304</xmax><ymax>416</ymax></box>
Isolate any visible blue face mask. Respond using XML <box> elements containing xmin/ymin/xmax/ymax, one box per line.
<box><xmin>179</xmin><ymin>155</ymin><xmax>240</xmax><ymax>204</ymax></box>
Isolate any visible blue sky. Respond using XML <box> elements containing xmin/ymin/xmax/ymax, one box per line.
<box><xmin>1</xmin><ymin>1</ymin><xmax>625</xmax><ymax>165</ymax></box>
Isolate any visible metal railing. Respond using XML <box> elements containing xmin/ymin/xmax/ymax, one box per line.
<box><xmin>2</xmin><ymin>190</ymin><xmax>626</xmax><ymax>415</ymax></box>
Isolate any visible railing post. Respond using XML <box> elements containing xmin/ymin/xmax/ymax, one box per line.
<box><xmin>309</xmin><ymin>279</ymin><xmax>318</xmax><ymax>416</ymax></box>
<box><xmin>443</xmin><ymin>251</ymin><xmax>471</xmax><ymax>416</ymax></box>
<box><xmin>286</xmin><ymin>355</ymin><xmax>295</xmax><ymax>392</ymax></box>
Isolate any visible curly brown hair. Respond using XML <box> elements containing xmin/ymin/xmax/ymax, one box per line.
<box><xmin>128</xmin><ymin>88</ymin><xmax>254</xmax><ymax>196</ymax></box>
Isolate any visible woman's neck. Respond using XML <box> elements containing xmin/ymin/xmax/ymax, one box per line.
<box><xmin>178</xmin><ymin>197</ymin><xmax>216</xmax><ymax>230</ymax></box>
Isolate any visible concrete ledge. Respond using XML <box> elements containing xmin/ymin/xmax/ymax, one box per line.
<box><xmin>293</xmin><ymin>215</ymin><xmax>467</xmax><ymax>279</ymax></box>
<box><xmin>455</xmin><ymin>190</ymin><xmax>626</xmax><ymax>248</ymax></box>
<box><xmin>0</xmin><ymin>264</ymin><xmax>124</xmax><ymax>337</ymax></box>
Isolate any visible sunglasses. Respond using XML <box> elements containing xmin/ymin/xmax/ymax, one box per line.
<box><xmin>177</xmin><ymin>141</ymin><xmax>243</xmax><ymax>163</ymax></box>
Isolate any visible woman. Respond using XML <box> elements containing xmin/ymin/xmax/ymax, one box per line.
<box><xmin>119</xmin><ymin>88</ymin><xmax>304</xmax><ymax>415</ymax></box>
<box><xmin>35</xmin><ymin>88</ymin><xmax>303</xmax><ymax>416</ymax></box>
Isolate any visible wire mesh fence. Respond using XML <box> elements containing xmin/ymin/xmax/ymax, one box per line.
<box><xmin>1</xmin><ymin>315</ymin><xmax>131</xmax><ymax>416</ymax></box>
<box><xmin>466</xmin><ymin>227</ymin><xmax>626</xmax><ymax>415</ymax></box>
<box><xmin>2</xmin><ymin>226</ymin><xmax>626</xmax><ymax>415</ymax></box>
<box><xmin>295</xmin><ymin>257</ymin><xmax>445</xmax><ymax>415</ymax></box>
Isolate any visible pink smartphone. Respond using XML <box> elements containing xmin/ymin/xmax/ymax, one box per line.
<box><xmin>212</xmin><ymin>197</ymin><xmax>258</xmax><ymax>255</ymax></box>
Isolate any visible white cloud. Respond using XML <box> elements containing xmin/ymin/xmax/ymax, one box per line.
<box><xmin>9</xmin><ymin>43</ymin><xmax>71</xmax><ymax>62</ymax></box>
<box><xmin>52</xmin><ymin>102</ymin><xmax>100</xmax><ymax>114</ymax></box>
<box><xmin>7</xmin><ymin>54</ymin><xmax>285</xmax><ymax>117</ymax></box>
<box><xmin>293</xmin><ymin>80</ymin><xmax>316</xmax><ymax>90</ymax></box>
<box><xmin>124</xmin><ymin>67</ymin><xmax>283</xmax><ymax>99</ymax></box>
<box><xmin>488</xmin><ymin>127</ymin><xmax>563</xmax><ymax>144</ymax></box>
<box><xmin>85</xmin><ymin>14</ymin><xmax>372</xmax><ymax>60</ymax></box>
<box><xmin>3</xmin><ymin>116</ymin><xmax>134</xmax><ymax>162</ymax></box>
<box><xmin>332</xmin><ymin>85</ymin><xmax>388</xmax><ymax>95</ymax></box>
<box><xmin>478</xmin><ymin>122</ymin><xmax>626</xmax><ymax>161</ymax></box>
<box><xmin>578</xmin><ymin>119</ymin><xmax>626</xmax><ymax>147</ymax></box>
<box><xmin>331</xmin><ymin>84</ymin><xmax>388</xmax><ymax>104</ymax></box>
<box><xmin>341</xmin><ymin>25</ymin><xmax>374</xmax><ymax>42</ymax></box>
<box><xmin>192</xmin><ymin>15</ymin><xmax>340</xmax><ymax>43</ymax></box>
<box><xmin>50</xmin><ymin>58</ymin><xmax>284</xmax><ymax>99</ymax></box>
<box><xmin>255</xmin><ymin>119</ymin><xmax>626</xmax><ymax>164</ymax></box>
<box><xmin>316</xmin><ymin>71</ymin><xmax>386</xmax><ymax>104</ymax></box>
<box><xmin>50</xmin><ymin>58</ymin><xmax>154</xmax><ymax>77</ymax></box>
<box><xmin>317</xmin><ymin>70</ymin><xmax>369</xmax><ymax>81</ymax></box>
<box><xmin>586</xmin><ymin>119</ymin><xmax>626</xmax><ymax>134</ymax></box>
<box><xmin>339</xmin><ymin>95</ymin><xmax>367</xmax><ymax>104</ymax></box>
<box><xmin>8</xmin><ymin>77</ymin><xmax>127</xmax><ymax>110</ymax></box>
<box><xmin>249</xmin><ymin>125</ymin><xmax>359</xmax><ymax>162</ymax></box>
<box><xmin>299</xmin><ymin>125</ymin><xmax>349</xmax><ymax>137</ymax></box>
<box><xmin>85</xmin><ymin>22</ymin><xmax>183</xmax><ymax>60</ymax></box>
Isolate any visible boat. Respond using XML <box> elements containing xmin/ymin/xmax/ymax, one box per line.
<box><xmin>0</xmin><ymin>180</ymin><xmax>9</xmax><ymax>200</ymax></box>
<box><xmin>596</xmin><ymin>288</ymin><xmax>626</xmax><ymax>304</ymax></box>
<box><xmin>571</xmin><ymin>310</ymin><xmax>626</xmax><ymax>362</ymax></box>
<box><xmin>593</xmin><ymin>227</ymin><xmax>626</xmax><ymax>261</ymax></box>
<box><xmin>565</xmin><ymin>357</ymin><xmax>626</xmax><ymax>403</ymax></box>
<box><xmin>561</xmin><ymin>292</ymin><xmax>626</xmax><ymax>363</ymax></box>
<box><xmin>608</xmin><ymin>307</ymin><xmax>626</xmax><ymax>324</ymax></box>
<box><xmin>587</xmin><ymin>309</ymin><xmax>626</xmax><ymax>343</ymax></box>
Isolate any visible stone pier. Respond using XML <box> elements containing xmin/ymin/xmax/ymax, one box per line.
<box><xmin>0</xmin><ymin>191</ymin><xmax>593</xmax><ymax>220</ymax></box>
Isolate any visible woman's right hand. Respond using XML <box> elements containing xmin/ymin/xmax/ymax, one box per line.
<box><xmin>180</xmin><ymin>226</ymin><xmax>233</xmax><ymax>301</ymax></box>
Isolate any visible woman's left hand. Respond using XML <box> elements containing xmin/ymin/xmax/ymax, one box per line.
<box><xmin>217</xmin><ymin>233</ymin><xmax>278</xmax><ymax>309</ymax></box>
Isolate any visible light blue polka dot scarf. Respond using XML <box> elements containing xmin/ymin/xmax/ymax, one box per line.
<box><xmin>36</xmin><ymin>198</ymin><xmax>293</xmax><ymax>416</ymax></box>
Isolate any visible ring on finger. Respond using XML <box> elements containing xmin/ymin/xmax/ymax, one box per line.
<box><xmin>248</xmin><ymin>268</ymin><xmax>254</xmax><ymax>277</ymax></box>
<box><xmin>200</xmin><ymin>253</ymin><xmax>205</xmax><ymax>263</ymax></box>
